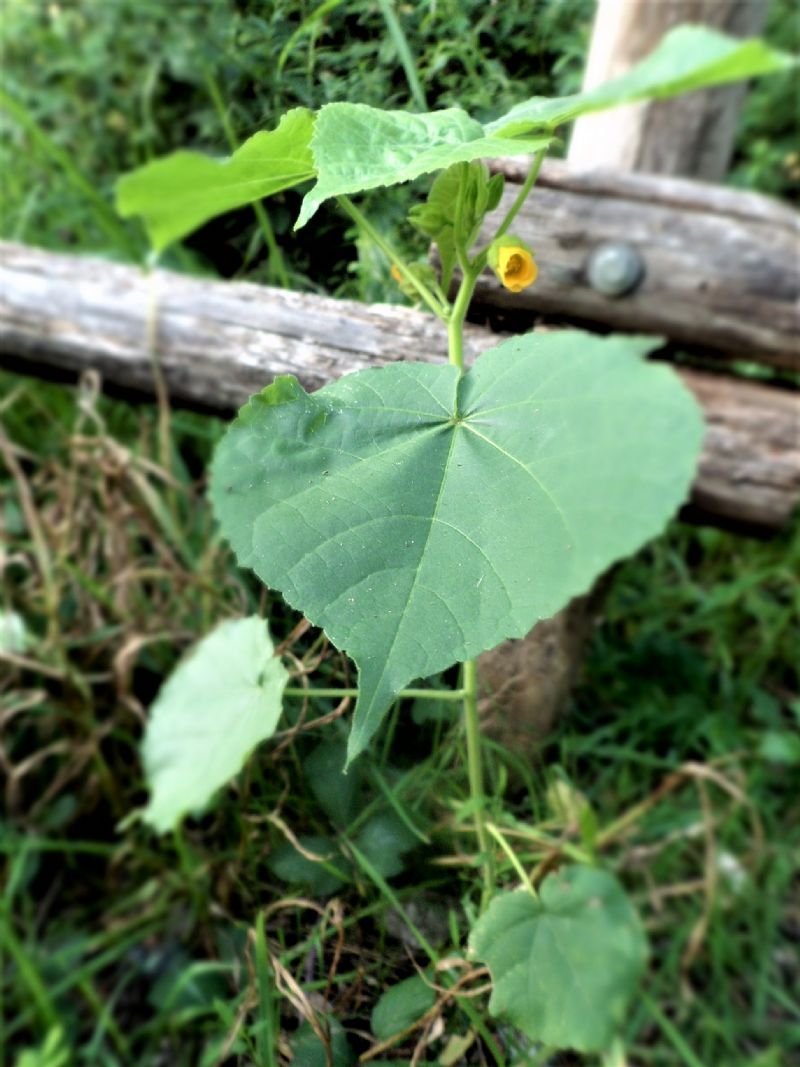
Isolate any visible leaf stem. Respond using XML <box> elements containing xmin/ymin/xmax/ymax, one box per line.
<box><xmin>463</xmin><ymin>659</ymin><xmax>494</xmax><ymax>909</ymax></box>
<box><xmin>336</xmin><ymin>195</ymin><xmax>449</xmax><ymax>320</ymax></box>
<box><xmin>486</xmin><ymin>822</ymin><xmax>537</xmax><ymax>899</ymax></box>
<box><xmin>446</xmin><ymin>266</ymin><xmax>479</xmax><ymax>374</ymax></box>
<box><xmin>282</xmin><ymin>686</ymin><xmax>467</xmax><ymax>700</ymax></box>
<box><xmin>493</xmin><ymin>147</ymin><xmax>547</xmax><ymax>241</ymax></box>
<box><xmin>204</xmin><ymin>69</ymin><xmax>289</xmax><ymax>288</ymax></box>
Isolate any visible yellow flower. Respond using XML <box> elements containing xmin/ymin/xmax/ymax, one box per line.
<box><xmin>496</xmin><ymin>245</ymin><xmax>537</xmax><ymax>293</ymax></box>
<box><xmin>390</xmin><ymin>263</ymin><xmax>403</xmax><ymax>283</ymax></box>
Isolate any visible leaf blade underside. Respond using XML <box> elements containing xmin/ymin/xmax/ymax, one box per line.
<box><xmin>116</xmin><ymin>108</ymin><xmax>315</xmax><ymax>251</ymax></box>
<box><xmin>297</xmin><ymin>103</ymin><xmax>551</xmax><ymax>227</ymax></box>
<box><xmin>487</xmin><ymin>24</ymin><xmax>796</xmax><ymax>137</ymax></box>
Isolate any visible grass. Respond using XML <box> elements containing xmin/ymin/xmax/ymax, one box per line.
<box><xmin>1</xmin><ymin>0</ymin><xmax>799</xmax><ymax>1064</ymax></box>
<box><xmin>2</xmin><ymin>371</ymin><xmax>798</xmax><ymax>1064</ymax></box>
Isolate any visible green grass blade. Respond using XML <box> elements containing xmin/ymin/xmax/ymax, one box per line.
<box><xmin>376</xmin><ymin>0</ymin><xmax>428</xmax><ymax>111</ymax></box>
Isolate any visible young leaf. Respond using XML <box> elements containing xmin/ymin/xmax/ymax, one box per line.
<box><xmin>116</xmin><ymin>108</ymin><xmax>315</xmax><ymax>251</ymax></box>
<box><xmin>297</xmin><ymin>103</ymin><xmax>550</xmax><ymax>227</ymax></box>
<box><xmin>141</xmin><ymin>616</ymin><xmax>288</xmax><ymax>832</ymax></box>
<box><xmin>469</xmin><ymin>866</ymin><xmax>648</xmax><ymax>1052</ymax></box>
<box><xmin>353</xmin><ymin>810</ymin><xmax>418</xmax><ymax>879</ymax></box>
<box><xmin>371</xmin><ymin>975</ymin><xmax>436</xmax><ymax>1040</ymax></box>
<box><xmin>488</xmin><ymin>25</ymin><xmax>796</xmax><ymax>137</ymax></box>
<box><xmin>267</xmin><ymin>834</ymin><xmax>349</xmax><ymax>895</ymax></box>
<box><xmin>289</xmin><ymin>1018</ymin><xmax>356</xmax><ymax>1067</ymax></box>
<box><xmin>409</xmin><ymin>162</ymin><xmax>503</xmax><ymax>289</ymax></box>
<box><xmin>304</xmin><ymin>740</ymin><xmax>363</xmax><ymax>827</ymax></box>
<box><xmin>210</xmin><ymin>331</ymin><xmax>703</xmax><ymax>765</ymax></box>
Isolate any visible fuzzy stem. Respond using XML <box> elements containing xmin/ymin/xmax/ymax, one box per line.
<box><xmin>283</xmin><ymin>686</ymin><xmax>466</xmax><ymax>700</ymax></box>
<box><xmin>493</xmin><ymin>147</ymin><xmax>547</xmax><ymax>240</ymax></box>
<box><xmin>446</xmin><ymin>252</ymin><xmax>494</xmax><ymax>907</ymax></box>
<box><xmin>446</xmin><ymin>266</ymin><xmax>479</xmax><ymax>374</ymax></box>
<box><xmin>337</xmin><ymin>195</ymin><xmax>449</xmax><ymax>320</ymax></box>
<box><xmin>462</xmin><ymin>659</ymin><xmax>494</xmax><ymax>908</ymax></box>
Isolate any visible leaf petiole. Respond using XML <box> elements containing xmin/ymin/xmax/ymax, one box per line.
<box><xmin>491</xmin><ymin>146</ymin><xmax>547</xmax><ymax>242</ymax></box>
<box><xmin>282</xmin><ymin>686</ymin><xmax>467</xmax><ymax>700</ymax></box>
<box><xmin>486</xmin><ymin>822</ymin><xmax>537</xmax><ymax>899</ymax></box>
<box><xmin>336</xmin><ymin>195</ymin><xmax>450</xmax><ymax>320</ymax></box>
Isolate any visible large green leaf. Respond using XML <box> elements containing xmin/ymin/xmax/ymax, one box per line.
<box><xmin>210</xmin><ymin>331</ymin><xmax>702</xmax><ymax>764</ymax></box>
<box><xmin>488</xmin><ymin>25</ymin><xmax>795</xmax><ymax>137</ymax></box>
<box><xmin>142</xmin><ymin>616</ymin><xmax>288</xmax><ymax>831</ymax></box>
<box><xmin>296</xmin><ymin>104</ymin><xmax>550</xmax><ymax>227</ymax></box>
<box><xmin>116</xmin><ymin>108</ymin><xmax>315</xmax><ymax>251</ymax></box>
<box><xmin>469</xmin><ymin>866</ymin><xmax>648</xmax><ymax>1052</ymax></box>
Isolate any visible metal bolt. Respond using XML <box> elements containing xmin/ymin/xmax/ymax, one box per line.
<box><xmin>586</xmin><ymin>241</ymin><xmax>644</xmax><ymax>297</ymax></box>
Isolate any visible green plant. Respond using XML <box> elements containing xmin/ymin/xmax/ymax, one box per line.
<box><xmin>114</xmin><ymin>24</ymin><xmax>794</xmax><ymax>1059</ymax></box>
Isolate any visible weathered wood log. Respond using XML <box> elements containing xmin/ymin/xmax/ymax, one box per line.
<box><xmin>567</xmin><ymin>0</ymin><xmax>769</xmax><ymax>179</ymax></box>
<box><xmin>476</xmin><ymin>160</ymin><xmax>800</xmax><ymax>372</ymax></box>
<box><xmin>1</xmin><ymin>241</ymin><xmax>798</xmax><ymax>530</ymax></box>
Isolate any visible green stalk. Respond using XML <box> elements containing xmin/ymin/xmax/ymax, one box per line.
<box><xmin>462</xmin><ymin>659</ymin><xmax>493</xmax><ymax>908</ymax></box>
<box><xmin>376</xmin><ymin>0</ymin><xmax>428</xmax><ymax>112</ymax></box>
<box><xmin>445</xmin><ymin>256</ymin><xmax>494</xmax><ymax>908</ymax></box>
<box><xmin>446</xmin><ymin>265</ymin><xmax>479</xmax><ymax>375</ymax></box>
<box><xmin>204</xmin><ymin>70</ymin><xmax>289</xmax><ymax>288</ymax></box>
<box><xmin>493</xmin><ymin>146</ymin><xmax>547</xmax><ymax>241</ymax></box>
<box><xmin>283</xmin><ymin>686</ymin><xmax>466</xmax><ymax>700</ymax></box>
<box><xmin>337</xmin><ymin>196</ymin><xmax>450</xmax><ymax>320</ymax></box>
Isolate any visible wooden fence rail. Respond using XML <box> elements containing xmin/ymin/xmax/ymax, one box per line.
<box><xmin>1</xmin><ymin>240</ymin><xmax>798</xmax><ymax>531</ymax></box>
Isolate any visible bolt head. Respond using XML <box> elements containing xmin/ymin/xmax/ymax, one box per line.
<box><xmin>586</xmin><ymin>242</ymin><xmax>644</xmax><ymax>297</ymax></box>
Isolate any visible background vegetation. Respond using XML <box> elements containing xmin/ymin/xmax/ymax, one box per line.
<box><xmin>1</xmin><ymin>1</ymin><xmax>798</xmax><ymax>1064</ymax></box>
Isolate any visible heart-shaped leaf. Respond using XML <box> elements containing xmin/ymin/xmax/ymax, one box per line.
<box><xmin>469</xmin><ymin>866</ymin><xmax>648</xmax><ymax>1052</ymax></box>
<box><xmin>142</xmin><ymin>616</ymin><xmax>288</xmax><ymax>831</ymax></box>
<box><xmin>296</xmin><ymin>103</ymin><xmax>551</xmax><ymax>227</ymax></box>
<box><xmin>210</xmin><ymin>331</ymin><xmax>703</xmax><ymax>764</ymax></box>
<box><xmin>488</xmin><ymin>25</ymin><xmax>795</xmax><ymax>137</ymax></box>
<box><xmin>116</xmin><ymin>108</ymin><xmax>315</xmax><ymax>251</ymax></box>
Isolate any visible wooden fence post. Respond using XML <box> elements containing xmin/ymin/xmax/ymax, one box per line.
<box><xmin>567</xmin><ymin>0</ymin><xmax>769</xmax><ymax>179</ymax></box>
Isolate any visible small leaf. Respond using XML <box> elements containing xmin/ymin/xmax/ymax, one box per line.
<box><xmin>117</xmin><ymin>108</ymin><xmax>315</xmax><ymax>251</ymax></box>
<box><xmin>410</xmin><ymin>162</ymin><xmax>499</xmax><ymax>288</ymax></box>
<box><xmin>210</xmin><ymin>331</ymin><xmax>703</xmax><ymax>765</ymax></box>
<box><xmin>0</xmin><ymin>609</ymin><xmax>29</xmax><ymax>653</ymax></box>
<box><xmin>304</xmin><ymin>740</ymin><xmax>362</xmax><ymax>827</ymax></box>
<box><xmin>297</xmin><ymin>103</ymin><xmax>550</xmax><ymax>227</ymax></box>
<box><xmin>354</xmin><ymin>810</ymin><xmax>418</xmax><ymax>879</ymax></box>
<box><xmin>267</xmin><ymin>835</ymin><xmax>349</xmax><ymax>895</ymax></box>
<box><xmin>371</xmin><ymin>975</ymin><xmax>436</xmax><ymax>1040</ymax></box>
<box><xmin>439</xmin><ymin>1032</ymin><xmax>476</xmax><ymax>1066</ymax></box>
<box><xmin>289</xmin><ymin>1018</ymin><xmax>355</xmax><ymax>1067</ymax></box>
<box><xmin>469</xmin><ymin>866</ymin><xmax>648</xmax><ymax>1052</ymax></box>
<box><xmin>758</xmin><ymin>730</ymin><xmax>800</xmax><ymax>765</ymax></box>
<box><xmin>141</xmin><ymin>616</ymin><xmax>288</xmax><ymax>832</ymax></box>
<box><xmin>488</xmin><ymin>25</ymin><xmax>795</xmax><ymax>136</ymax></box>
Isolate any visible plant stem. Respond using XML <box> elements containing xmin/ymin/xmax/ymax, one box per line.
<box><xmin>376</xmin><ymin>0</ymin><xmax>427</xmax><ymax>112</ymax></box>
<box><xmin>283</xmin><ymin>686</ymin><xmax>467</xmax><ymax>700</ymax></box>
<box><xmin>337</xmin><ymin>195</ymin><xmax>450</xmax><ymax>320</ymax></box>
<box><xmin>445</xmin><ymin>242</ymin><xmax>494</xmax><ymax>909</ymax></box>
<box><xmin>462</xmin><ymin>659</ymin><xmax>494</xmax><ymax>908</ymax></box>
<box><xmin>446</xmin><ymin>266</ymin><xmax>479</xmax><ymax>374</ymax></box>
<box><xmin>204</xmin><ymin>69</ymin><xmax>289</xmax><ymax>288</ymax></box>
<box><xmin>486</xmin><ymin>822</ymin><xmax>536</xmax><ymax>898</ymax></box>
<box><xmin>493</xmin><ymin>147</ymin><xmax>547</xmax><ymax>240</ymax></box>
